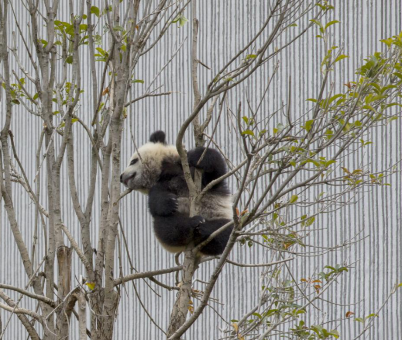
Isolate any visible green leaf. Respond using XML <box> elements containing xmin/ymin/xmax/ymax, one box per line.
<box><xmin>329</xmin><ymin>330</ymin><xmax>340</xmax><ymax>338</ymax></box>
<box><xmin>310</xmin><ymin>19</ymin><xmax>323</xmax><ymax>33</ymax></box>
<box><xmin>103</xmin><ymin>5</ymin><xmax>112</xmax><ymax>14</ymax></box>
<box><xmin>354</xmin><ymin>318</ymin><xmax>364</xmax><ymax>323</ymax></box>
<box><xmin>311</xmin><ymin>159</ymin><xmax>321</xmax><ymax>167</ymax></box>
<box><xmin>178</xmin><ymin>16</ymin><xmax>188</xmax><ymax>27</ymax></box>
<box><xmin>324</xmin><ymin>160</ymin><xmax>336</xmax><ymax>167</ymax></box>
<box><xmin>96</xmin><ymin>47</ymin><xmax>106</xmax><ymax>56</ymax></box>
<box><xmin>274</xmin><ymin>123</ymin><xmax>285</xmax><ymax>135</ymax></box>
<box><xmin>393</xmin><ymin>72</ymin><xmax>402</xmax><ymax>79</ymax></box>
<box><xmin>316</xmin><ymin>2</ymin><xmax>335</xmax><ymax>11</ymax></box>
<box><xmin>289</xmin><ymin>195</ymin><xmax>298</xmax><ymax>204</ymax></box>
<box><xmin>245</xmin><ymin>54</ymin><xmax>257</xmax><ymax>60</ymax></box>
<box><xmin>90</xmin><ymin>6</ymin><xmax>100</xmax><ymax>17</ymax></box>
<box><xmin>241</xmin><ymin>130</ymin><xmax>255</xmax><ymax>136</ymax></box>
<box><xmin>66</xmin><ymin>56</ymin><xmax>73</xmax><ymax>64</ymax></box>
<box><xmin>172</xmin><ymin>14</ymin><xmax>188</xmax><ymax>27</ymax></box>
<box><xmin>113</xmin><ymin>25</ymin><xmax>124</xmax><ymax>32</ymax></box>
<box><xmin>132</xmin><ymin>79</ymin><xmax>144</xmax><ymax>84</ymax></box>
<box><xmin>334</xmin><ymin>54</ymin><xmax>349</xmax><ymax>63</ymax></box>
<box><xmin>325</xmin><ymin>129</ymin><xmax>334</xmax><ymax>140</ymax></box>
<box><xmin>325</xmin><ymin>20</ymin><xmax>340</xmax><ymax>30</ymax></box>
<box><xmin>380</xmin><ymin>84</ymin><xmax>397</xmax><ymax>93</ymax></box>
<box><xmin>362</xmin><ymin>104</ymin><xmax>376</xmax><ymax>112</ymax></box>
<box><xmin>380</xmin><ymin>37</ymin><xmax>393</xmax><ymax>47</ymax></box>
<box><xmin>325</xmin><ymin>93</ymin><xmax>344</xmax><ymax>108</ymax></box>
<box><xmin>305</xmin><ymin>216</ymin><xmax>315</xmax><ymax>227</ymax></box>
<box><xmin>311</xmin><ymin>325</ymin><xmax>323</xmax><ymax>334</ymax></box>
<box><xmin>303</xmin><ymin>120</ymin><xmax>314</xmax><ymax>132</ymax></box>
<box><xmin>65</xmin><ymin>25</ymin><xmax>75</xmax><ymax>36</ymax></box>
<box><xmin>307</xmin><ymin>98</ymin><xmax>317</xmax><ymax>103</ymax></box>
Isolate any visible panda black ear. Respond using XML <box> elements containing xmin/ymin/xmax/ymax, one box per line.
<box><xmin>149</xmin><ymin>131</ymin><xmax>166</xmax><ymax>144</ymax></box>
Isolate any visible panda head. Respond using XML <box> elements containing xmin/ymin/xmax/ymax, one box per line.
<box><xmin>120</xmin><ymin>131</ymin><xmax>179</xmax><ymax>194</ymax></box>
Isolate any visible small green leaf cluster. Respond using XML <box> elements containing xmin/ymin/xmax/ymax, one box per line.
<box><xmin>240</xmin><ymin>281</ymin><xmax>307</xmax><ymax>327</ymax></box>
<box><xmin>90</xmin><ymin>6</ymin><xmax>100</xmax><ymax>17</ymax></box>
<box><xmin>291</xmin><ymin>321</ymin><xmax>340</xmax><ymax>339</ymax></box>
<box><xmin>240</xmin><ymin>116</ymin><xmax>268</xmax><ymax>138</ymax></box>
<box><xmin>95</xmin><ymin>47</ymin><xmax>109</xmax><ymax>62</ymax></box>
<box><xmin>368</xmin><ymin>172</ymin><xmax>391</xmax><ymax>186</ymax></box>
<box><xmin>51</xmin><ymin>82</ymin><xmax>84</xmax><ymax>115</ymax></box>
<box><xmin>172</xmin><ymin>14</ymin><xmax>188</xmax><ymax>27</ymax></box>
<box><xmin>305</xmin><ymin>47</ymin><xmax>402</xmax><ymax>144</ymax></box>
<box><xmin>316</xmin><ymin>1</ymin><xmax>335</xmax><ymax>12</ymax></box>
<box><xmin>2</xmin><ymin>78</ymin><xmax>26</xmax><ymax>105</ymax></box>
<box><xmin>261</xmin><ymin>229</ymin><xmax>304</xmax><ymax>251</ymax></box>
<box><xmin>318</xmin><ymin>264</ymin><xmax>348</xmax><ymax>282</ymax></box>
<box><xmin>354</xmin><ymin>313</ymin><xmax>378</xmax><ymax>326</ymax></box>
<box><xmin>310</xmin><ymin>19</ymin><xmax>339</xmax><ymax>39</ymax></box>
<box><xmin>300</xmin><ymin>215</ymin><xmax>315</xmax><ymax>227</ymax></box>
<box><xmin>341</xmin><ymin>167</ymin><xmax>364</xmax><ymax>187</ymax></box>
<box><xmin>357</xmin><ymin>52</ymin><xmax>387</xmax><ymax>79</ymax></box>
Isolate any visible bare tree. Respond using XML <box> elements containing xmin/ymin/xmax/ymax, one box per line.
<box><xmin>0</xmin><ymin>0</ymin><xmax>189</xmax><ymax>338</ymax></box>
<box><xmin>0</xmin><ymin>1</ymin><xmax>401</xmax><ymax>339</ymax></box>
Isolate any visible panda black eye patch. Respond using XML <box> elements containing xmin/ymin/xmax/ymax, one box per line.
<box><xmin>130</xmin><ymin>158</ymin><xmax>138</xmax><ymax>166</ymax></box>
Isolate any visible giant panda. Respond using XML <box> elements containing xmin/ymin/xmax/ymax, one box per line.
<box><xmin>120</xmin><ymin>131</ymin><xmax>233</xmax><ymax>256</ymax></box>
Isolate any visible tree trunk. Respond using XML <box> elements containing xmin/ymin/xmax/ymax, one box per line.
<box><xmin>78</xmin><ymin>292</ymin><xmax>87</xmax><ymax>340</ymax></box>
<box><xmin>56</xmin><ymin>246</ymin><xmax>72</xmax><ymax>338</ymax></box>
<box><xmin>167</xmin><ymin>250</ymin><xmax>199</xmax><ymax>338</ymax></box>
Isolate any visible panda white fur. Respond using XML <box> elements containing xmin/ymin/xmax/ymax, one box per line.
<box><xmin>120</xmin><ymin>131</ymin><xmax>233</xmax><ymax>256</ymax></box>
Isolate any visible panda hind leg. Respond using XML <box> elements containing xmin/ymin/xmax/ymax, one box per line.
<box><xmin>194</xmin><ymin>218</ymin><xmax>233</xmax><ymax>256</ymax></box>
<box><xmin>153</xmin><ymin>214</ymin><xmax>205</xmax><ymax>250</ymax></box>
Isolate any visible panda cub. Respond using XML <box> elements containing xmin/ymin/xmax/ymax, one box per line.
<box><xmin>120</xmin><ymin>131</ymin><xmax>233</xmax><ymax>256</ymax></box>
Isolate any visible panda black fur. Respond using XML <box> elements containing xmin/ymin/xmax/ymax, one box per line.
<box><xmin>120</xmin><ymin>131</ymin><xmax>233</xmax><ymax>256</ymax></box>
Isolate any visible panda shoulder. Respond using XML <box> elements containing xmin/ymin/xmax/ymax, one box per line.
<box><xmin>158</xmin><ymin>145</ymin><xmax>181</xmax><ymax>181</ymax></box>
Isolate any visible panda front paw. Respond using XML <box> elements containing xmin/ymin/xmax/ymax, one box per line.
<box><xmin>190</xmin><ymin>215</ymin><xmax>205</xmax><ymax>228</ymax></box>
<box><xmin>149</xmin><ymin>193</ymin><xmax>178</xmax><ymax>216</ymax></box>
<box><xmin>164</xmin><ymin>194</ymin><xmax>178</xmax><ymax>214</ymax></box>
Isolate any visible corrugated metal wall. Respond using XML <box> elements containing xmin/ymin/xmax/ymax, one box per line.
<box><xmin>0</xmin><ymin>1</ymin><xmax>401</xmax><ymax>339</ymax></box>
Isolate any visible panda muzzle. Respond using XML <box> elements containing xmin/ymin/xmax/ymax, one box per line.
<box><xmin>121</xmin><ymin>172</ymin><xmax>136</xmax><ymax>186</ymax></box>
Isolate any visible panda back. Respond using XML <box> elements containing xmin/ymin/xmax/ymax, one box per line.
<box><xmin>200</xmin><ymin>192</ymin><xmax>233</xmax><ymax>220</ymax></box>
<box><xmin>173</xmin><ymin>191</ymin><xmax>232</xmax><ymax>220</ymax></box>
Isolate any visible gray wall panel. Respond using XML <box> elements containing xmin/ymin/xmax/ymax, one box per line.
<box><xmin>0</xmin><ymin>1</ymin><xmax>401</xmax><ymax>339</ymax></box>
